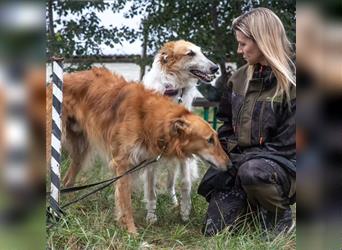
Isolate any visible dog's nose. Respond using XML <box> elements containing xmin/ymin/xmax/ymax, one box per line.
<box><xmin>210</xmin><ymin>65</ymin><xmax>219</xmax><ymax>74</ymax></box>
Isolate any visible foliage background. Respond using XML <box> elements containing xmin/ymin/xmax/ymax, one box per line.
<box><xmin>47</xmin><ymin>0</ymin><xmax>295</xmax><ymax>80</ymax></box>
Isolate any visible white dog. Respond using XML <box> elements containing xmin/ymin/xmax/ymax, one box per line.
<box><xmin>142</xmin><ymin>40</ymin><xmax>219</xmax><ymax>222</ymax></box>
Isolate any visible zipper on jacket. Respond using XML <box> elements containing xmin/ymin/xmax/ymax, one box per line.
<box><xmin>259</xmin><ymin>100</ymin><xmax>265</xmax><ymax>145</ymax></box>
<box><xmin>257</xmin><ymin>83</ymin><xmax>265</xmax><ymax>145</ymax></box>
<box><xmin>235</xmin><ymin>102</ymin><xmax>244</xmax><ymax>136</ymax></box>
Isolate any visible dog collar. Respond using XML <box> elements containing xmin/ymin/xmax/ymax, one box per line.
<box><xmin>164</xmin><ymin>85</ymin><xmax>185</xmax><ymax>103</ymax></box>
<box><xmin>164</xmin><ymin>88</ymin><xmax>179</xmax><ymax>97</ymax></box>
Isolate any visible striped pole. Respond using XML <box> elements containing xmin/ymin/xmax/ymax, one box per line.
<box><xmin>49</xmin><ymin>57</ymin><xmax>64</xmax><ymax>217</ymax></box>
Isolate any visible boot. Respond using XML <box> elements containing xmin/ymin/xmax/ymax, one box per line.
<box><xmin>202</xmin><ymin>187</ymin><xmax>247</xmax><ymax>236</ymax></box>
<box><xmin>259</xmin><ymin>206</ymin><xmax>294</xmax><ymax>237</ymax></box>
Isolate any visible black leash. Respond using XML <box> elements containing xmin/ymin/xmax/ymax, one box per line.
<box><xmin>62</xmin><ymin>147</ymin><xmax>165</xmax><ymax>209</ymax></box>
<box><xmin>47</xmin><ymin>146</ymin><xmax>166</xmax><ymax>228</ymax></box>
<box><xmin>60</xmin><ymin>157</ymin><xmax>154</xmax><ymax>210</ymax></box>
<box><xmin>60</xmin><ymin>159</ymin><xmax>149</xmax><ymax>194</ymax></box>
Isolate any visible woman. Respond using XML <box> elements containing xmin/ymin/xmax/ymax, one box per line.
<box><xmin>198</xmin><ymin>7</ymin><xmax>296</xmax><ymax>237</ymax></box>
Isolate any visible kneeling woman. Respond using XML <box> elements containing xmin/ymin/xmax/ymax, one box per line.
<box><xmin>199</xmin><ymin>7</ymin><xmax>296</xmax><ymax>236</ymax></box>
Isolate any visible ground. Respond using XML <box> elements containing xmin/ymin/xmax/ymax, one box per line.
<box><xmin>47</xmin><ymin>156</ymin><xmax>295</xmax><ymax>250</ymax></box>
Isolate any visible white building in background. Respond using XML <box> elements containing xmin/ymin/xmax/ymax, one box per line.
<box><xmin>46</xmin><ymin>62</ymin><xmax>150</xmax><ymax>82</ymax></box>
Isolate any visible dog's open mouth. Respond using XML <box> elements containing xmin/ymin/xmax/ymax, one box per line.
<box><xmin>190</xmin><ymin>69</ymin><xmax>215</xmax><ymax>82</ymax></box>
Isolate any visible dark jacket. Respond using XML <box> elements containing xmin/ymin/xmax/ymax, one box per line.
<box><xmin>217</xmin><ymin>64</ymin><xmax>296</xmax><ymax>175</ymax></box>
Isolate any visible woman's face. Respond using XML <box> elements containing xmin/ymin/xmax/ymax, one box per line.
<box><xmin>235</xmin><ymin>30</ymin><xmax>267</xmax><ymax>65</ymax></box>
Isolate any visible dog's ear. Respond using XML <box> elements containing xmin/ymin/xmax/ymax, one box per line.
<box><xmin>170</xmin><ymin>118</ymin><xmax>190</xmax><ymax>136</ymax></box>
<box><xmin>160</xmin><ymin>52</ymin><xmax>168</xmax><ymax>64</ymax></box>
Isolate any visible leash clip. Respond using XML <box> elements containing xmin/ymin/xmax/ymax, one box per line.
<box><xmin>156</xmin><ymin>144</ymin><xmax>167</xmax><ymax>161</ymax></box>
<box><xmin>156</xmin><ymin>153</ymin><xmax>162</xmax><ymax>161</ymax></box>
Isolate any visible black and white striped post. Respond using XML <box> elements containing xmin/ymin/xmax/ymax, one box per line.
<box><xmin>49</xmin><ymin>57</ymin><xmax>64</xmax><ymax>218</ymax></box>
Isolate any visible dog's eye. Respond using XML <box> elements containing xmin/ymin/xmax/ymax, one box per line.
<box><xmin>207</xmin><ymin>137</ymin><xmax>214</xmax><ymax>145</ymax></box>
<box><xmin>187</xmin><ymin>50</ymin><xmax>195</xmax><ymax>57</ymax></box>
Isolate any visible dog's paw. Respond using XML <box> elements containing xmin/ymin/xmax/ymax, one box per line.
<box><xmin>127</xmin><ymin>226</ymin><xmax>138</xmax><ymax>236</ymax></box>
<box><xmin>117</xmin><ymin>217</ymin><xmax>138</xmax><ymax>235</ymax></box>
<box><xmin>171</xmin><ymin>196</ymin><xmax>179</xmax><ymax>207</ymax></box>
<box><xmin>181</xmin><ymin>213</ymin><xmax>190</xmax><ymax>222</ymax></box>
<box><xmin>171</xmin><ymin>200</ymin><xmax>179</xmax><ymax>208</ymax></box>
<box><xmin>180</xmin><ymin>204</ymin><xmax>191</xmax><ymax>222</ymax></box>
<box><xmin>146</xmin><ymin>212</ymin><xmax>158</xmax><ymax>224</ymax></box>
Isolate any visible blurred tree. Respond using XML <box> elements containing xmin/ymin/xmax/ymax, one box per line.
<box><xmin>47</xmin><ymin>0</ymin><xmax>295</xmax><ymax>76</ymax></box>
<box><xmin>46</xmin><ymin>0</ymin><xmax>127</xmax><ymax>71</ymax></box>
<box><xmin>257</xmin><ymin>0</ymin><xmax>296</xmax><ymax>42</ymax></box>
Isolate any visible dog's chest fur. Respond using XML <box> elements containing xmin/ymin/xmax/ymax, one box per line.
<box><xmin>143</xmin><ymin>59</ymin><xmax>201</xmax><ymax>110</ymax></box>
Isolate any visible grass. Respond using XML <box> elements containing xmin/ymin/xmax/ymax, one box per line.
<box><xmin>47</xmin><ymin>153</ymin><xmax>295</xmax><ymax>250</ymax></box>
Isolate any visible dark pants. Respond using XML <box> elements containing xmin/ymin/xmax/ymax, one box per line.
<box><xmin>236</xmin><ymin>158</ymin><xmax>296</xmax><ymax>213</ymax></box>
<box><xmin>199</xmin><ymin>157</ymin><xmax>296</xmax><ymax>235</ymax></box>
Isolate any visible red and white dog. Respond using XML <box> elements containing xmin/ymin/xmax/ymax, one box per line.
<box><xmin>48</xmin><ymin>68</ymin><xmax>229</xmax><ymax>234</ymax></box>
<box><xmin>142</xmin><ymin>40</ymin><xmax>219</xmax><ymax>222</ymax></box>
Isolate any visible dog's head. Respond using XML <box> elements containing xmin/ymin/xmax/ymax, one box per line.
<box><xmin>158</xmin><ymin>40</ymin><xmax>219</xmax><ymax>84</ymax></box>
<box><xmin>166</xmin><ymin>114</ymin><xmax>231</xmax><ymax>171</ymax></box>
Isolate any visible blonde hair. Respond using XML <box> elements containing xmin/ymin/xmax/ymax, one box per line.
<box><xmin>232</xmin><ymin>7</ymin><xmax>295</xmax><ymax>105</ymax></box>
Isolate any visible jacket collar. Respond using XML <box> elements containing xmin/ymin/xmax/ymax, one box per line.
<box><xmin>251</xmin><ymin>63</ymin><xmax>276</xmax><ymax>90</ymax></box>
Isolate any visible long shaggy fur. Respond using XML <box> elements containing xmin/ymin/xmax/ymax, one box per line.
<box><xmin>142</xmin><ymin>40</ymin><xmax>219</xmax><ymax>222</ymax></box>
<box><xmin>46</xmin><ymin>67</ymin><xmax>229</xmax><ymax>234</ymax></box>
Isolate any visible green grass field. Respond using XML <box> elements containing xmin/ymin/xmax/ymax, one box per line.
<box><xmin>47</xmin><ymin>108</ymin><xmax>295</xmax><ymax>249</ymax></box>
<box><xmin>47</xmin><ymin>157</ymin><xmax>295</xmax><ymax>250</ymax></box>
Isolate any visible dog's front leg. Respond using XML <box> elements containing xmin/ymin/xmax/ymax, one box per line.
<box><xmin>144</xmin><ymin>165</ymin><xmax>157</xmax><ymax>223</ymax></box>
<box><xmin>179</xmin><ymin>159</ymin><xmax>192</xmax><ymax>221</ymax></box>
<box><xmin>167</xmin><ymin>160</ymin><xmax>179</xmax><ymax>207</ymax></box>
<box><xmin>113</xmin><ymin>160</ymin><xmax>137</xmax><ymax>234</ymax></box>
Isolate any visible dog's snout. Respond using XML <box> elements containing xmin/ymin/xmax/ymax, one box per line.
<box><xmin>210</xmin><ymin>65</ymin><xmax>219</xmax><ymax>74</ymax></box>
